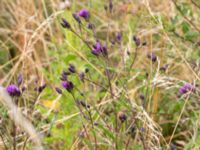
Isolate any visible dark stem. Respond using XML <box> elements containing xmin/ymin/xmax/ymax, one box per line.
<box><xmin>70</xmin><ymin>92</ymin><xmax>98</xmax><ymax>149</ymax></box>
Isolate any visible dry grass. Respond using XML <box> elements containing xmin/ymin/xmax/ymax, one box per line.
<box><xmin>0</xmin><ymin>0</ymin><xmax>199</xmax><ymax>149</ymax></box>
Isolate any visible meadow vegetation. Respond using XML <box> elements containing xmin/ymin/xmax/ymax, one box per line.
<box><xmin>0</xmin><ymin>0</ymin><xmax>200</xmax><ymax>149</ymax></box>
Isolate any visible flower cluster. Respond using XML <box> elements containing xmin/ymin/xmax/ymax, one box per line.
<box><xmin>91</xmin><ymin>41</ymin><xmax>107</xmax><ymax>56</ymax></box>
<box><xmin>6</xmin><ymin>84</ymin><xmax>21</xmax><ymax>97</ymax></box>
<box><xmin>78</xmin><ymin>9</ymin><xmax>90</xmax><ymax>20</ymax></box>
<box><xmin>179</xmin><ymin>83</ymin><xmax>195</xmax><ymax>95</ymax></box>
<box><xmin>147</xmin><ymin>52</ymin><xmax>157</xmax><ymax>63</ymax></box>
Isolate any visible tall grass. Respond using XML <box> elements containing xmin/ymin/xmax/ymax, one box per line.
<box><xmin>0</xmin><ymin>0</ymin><xmax>199</xmax><ymax>149</ymax></box>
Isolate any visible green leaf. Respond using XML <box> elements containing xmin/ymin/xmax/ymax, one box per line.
<box><xmin>181</xmin><ymin>22</ymin><xmax>190</xmax><ymax>33</ymax></box>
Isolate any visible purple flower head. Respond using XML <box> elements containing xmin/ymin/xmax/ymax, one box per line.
<box><xmin>101</xmin><ymin>46</ymin><xmax>108</xmax><ymax>56</ymax></box>
<box><xmin>60</xmin><ymin>71</ymin><xmax>70</xmax><ymax>81</ymax></box>
<box><xmin>170</xmin><ymin>143</ymin><xmax>176</xmax><ymax>150</ymax></box>
<box><xmin>87</xmin><ymin>23</ymin><xmax>95</xmax><ymax>30</ymax></box>
<box><xmin>78</xmin><ymin>9</ymin><xmax>90</xmax><ymax>20</ymax></box>
<box><xmin>147</xmin><ymin>52</ymin><xmax>157</xmax><ymax>62</ymax></box>
<box><xmin>109</xmin><ymin>0</ymin><xmax>113</xmax><ymax>13</ymax></box>
<box><xmin>116</xmin><ymin>32</ymin><xmax>122</xmax><ymax>43</ymax></box>
<box><xmin>38</xmin><ymin>83</ymin><xmax>47</xmax><ymax>93</ymax></box>
<box><xmin>61</xmin><ymin>18</ymin><xmax>71</xmax><ymax>29</ymax></box>
<box><xmin>17</xmin><ymin>74</ymin><xmax>23</xmax><ymax>86</ymax></box>
<box><xmin>160</xmin><ymin>64</ymin><xmax>169</xmax><ymax>72</ymax></box>
<box><xmin>179</xmin><ymin>83</ymin><xmax>195</xmax><ymax>94</ymax></box>
<box><xmin>62</xmin><ymin>80</ymin><xmax>73</xmax><ymax>92</ymax></box>
<box><xmin>92</xmin><ymin>42</ymin><xmax>102</xmax><ymax>56</ymax></box>
<box><xmin>68</xmin><ymin>64</ymin><xmax>76</xmax><ymax>73</ymax></box>
<box><xmin>72</xmin><ymin>13</ymin><xmax>81</xmax><ymax>24</ymax></box>
<box><xmin>6</xmin><ymin>84</ymin><xmax>21</xmax><ymax>97</ymax></box>
<box><xmin>79</xmin><ymin>72</ymin><xmax>85</xmax><ymax>82</ymax></box>
<box><xmin>133</xmin><ymin>36</ymin><xmax>140</xmax><ymax>46</ymax></box>
<box><xmin>55</xmin><ymin>87</ymin><xmax>62</xmax><ymax>94</ymax></box>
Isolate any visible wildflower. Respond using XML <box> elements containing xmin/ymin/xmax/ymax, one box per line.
<box><xmin>139</xmin><ymin>93</ymin><xmax>145</xmax><ymax>100</ymax></box>
<box><xmin>55</xmin><ymin>87</ymin><xmax>62</xmax><ymax>94</ymax></box>
<box><xmin>17</xmin><ymin>74</ymin><xmax>23</xmax><ymax>86</ymax></box>
<box><xmin>21</xmin><ymin>86</ymin><xmax>26</xmax><ymax>92</ymax></box>
<box><xmin>61</xmin><ymin>18</ymin><xmax>71</xmax><ymax>29</ymax></box>
<box><xmin>38</xmin><ymin>83</ymin><xmax>46</xmax><ymax>93</ymax></box>
<box><xmin>68</xmin><ymin>64</ymin><xmax>76</xmax><ymax>73</ymax></box>
<box><xmin>179</xmin><ymin>83</ymin><xmax>195</xmax><ymax>95</ymax></box>
<box><xmin>170</xmin><ymin>143</ymin><xmax>176</xmax><ymax>150</ymax></box>
<box><xmin>91</xmin><ymin>41</ymin><xmax>102</xmax><ymax>56</ymax></box>
<box><xmin>101</xmin><ymin>46</ymin><xmax>108</xmax><ymax>56</ymax></box>
<box><xmin>62</xmin><ymin>80</ymin><xmax>73</xmax><ymax>92</ymax></box>
<box><xmin>118</xmin><ymin>111</ymin><xmax>127</xmax><ymax>123</ymax></box>
<box><xmin>6</xmin><ymin>84</ymin><xmax>21</xmax><ymax>97</ymax></box>
<box><xmin>60</xmin><ymin>70</ymin><xmax>70</xmax><ymax>81</ymax></box>
<box><xmin>91</xmin><ymin>41</ymin><xmax>107</xmax><ymax>56</ymax></box>
<box><xmin>79</xmin><ymin>72</ymin><xmax>85</xmax><ymax>82</ymax></box>
<box><xmin>72</xmin><ymin>13</ymin><xmax>81</xmax><ymax>24</ymax></box>
<box><xmin>78</xmin><ymin>9</ymin><xmax>90</xmax><ymax>20</ymax></box>
<box><xmin>133</xmin><ymin>35</ymin><xmax>140</xmax><ymax>46</ymax></box>
<box><xmin>147</xmin><ymin>52</ymin><xmax>157</xmax><ymax>62</ymax></box>
<box><xmin>160</xmin><ymin>64</ymin><xmax>169</xmax><ymax>72</ymax></box>
<box><xmin>109</xmin><ymin>0</ymin><xmax>113</xmax><ymax>13</ymax></box>
<box><xmin>116</xmin><ymin>32</ymin><xmax>122</xmax><ymax>43</ymax></box>
<box><xmin>87</xmin><ymin>23</ymin><xmax>95</xmax><ymax>30</ymax></box>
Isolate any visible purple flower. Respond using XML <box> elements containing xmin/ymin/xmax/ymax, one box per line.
<box><xmin>133</xmin><ymin>36</ymin><xmax>140</xmax><ymax>46</ymax></box>
<box><xmin>72</xmin><ymin>13</ymin><xmax>81</xmax><ymax>24</ymax></box>
<box><xmin>79</xmin><ymin>72</ymin><xmax>85</xmax><ymax>82</ymax></box>
<box><xmin>91</xmin><ymin>41</ymin><xmax>107</xmax><ymax>56</ymax></box>
<box><xmin>62</xmin><ymin>80</ymin><xmax>74</xmax><ymax>92</ymax></box>
<box><xmin>68</xmin><ymin>64</ymin><xmax>76</xmax><ymax>73</ymax></box>
<box><xmin>101</xmin><ymin>46</ymin><xmax>108</xmax><ymax>56</ymax></box>
<box><xmin>78</xmin><ymin>9</ymin><xmax>90</xmax><ymax>20</ymax></box>
<box><xmin>87</xmin><ymin>23</ymin><xmax>95</xmax><ymax>30</ymax></box>
<box><xmin>38</xmin><ymin>83</ymin><xmax>47</xmax><ymax>93</ymax></box>
<box><xmin>6</xmin><ymin>84</ymin><xmax>21</xmax><ymax>97</ymax></box>
<box><xmin>179</xmin><ymin>83</ymin><xmax>195</xmax><ymax>94</ymax></box>
<box><xmin>61</xmin><ymin>18</ymin><xmax>71</xmax><ymax>29</ymax></box>
<box><xmin>60</xmin><ymin>71</ymin><xmax>70</xmax><ymax>81</ymax></box>
<box><xmin>116</xmin><ymin>32</ymin><xmax>122</xmax><ymax>43</ymax></box>
<box><xmin>55</xmin><ymin>87</ymin><xmax>62</xmax><ymax>94</ymax></box>
<box><xmin>92</xmin><ymin>42</ymin><xmax>102</xmax><ymax>56</ymax></box>
<box><xmin>109</xmin><ymin>0</ymin><xmax>113</xmax><ymax>13</ymax></box>
<box><xmin>147</xmin><ymin>52</ymin><xmax>157</xmax><ymax>62</ymax></box>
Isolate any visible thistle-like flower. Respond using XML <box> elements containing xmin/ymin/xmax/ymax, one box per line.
<box><xmin>68</xmin><ymin>64</ymin><xmax>76</xmax><ymax>73</ymax></box>
<box><xmin>91</xmin><ymin>41</ymin><xmax>107</xmax><ymax>56</ymax></box>
<box><xmin>38</xmin><ymin>83</ymin><xmax>47</xmax><ymax>93</ymax></box>
<box><xmin>61</xmin><ymin>18</ymin><xmax>71</xmax><ymax>29</ymax></box>
<box><xmin>55</xmin><ymin>87</ymin><xmax>62</xmax><ymax>94</ymax></box>
<box><xmin>91</xmin><ymin>42</ymin><xmax>102</xmax><ymax>56</ymax></box>
<box><xmin>72</xmin><ymin>13</ymin><xmax>81</xmax><ymax>24</ymax></box>
<box><xmin>147</xmin><ymin>52</ymin><xmax>157</xmax><ymax>62</ymax></box>
<box><xmin>133</xmin><ymin>35</ymin><xmax>140</xmax><ymax>46</ymax></box>
<box><xmin>79</xmin><ymin>72</ymin><xmax>85</xmax><ymax>82</ymax></box>
<box><xmin>179</xmin><ymin>83</ymin><xmax>195</xmax><ymax>94</ymax></box>
<box><xmin>78</xmin><ymin>9</ymin><xmax>90</xmax><ymax>20</ymax></box>
<box><xmin>62</xmin><ymin>80</ymin><xmax>74</xmax><ymax>92</ymax></box>
<box><xmin>116</xmin><ymin>32</ymin><xmax>122</xmax><ymax>43</ymax></box>
<box><xmin>6</xmin><ymin>84</ymin><xmax>21</xmax><ymax>97</ymax></box>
